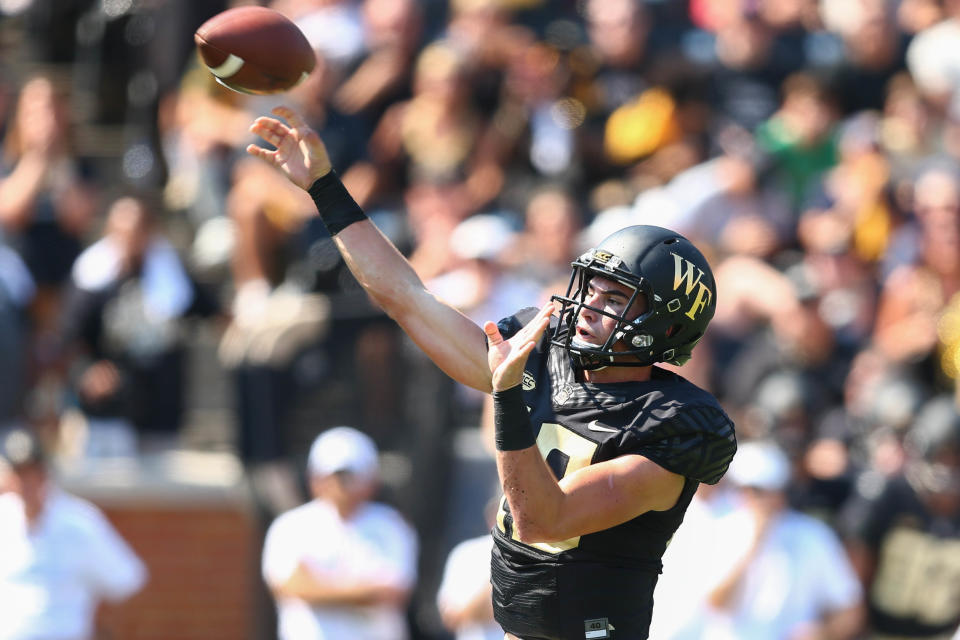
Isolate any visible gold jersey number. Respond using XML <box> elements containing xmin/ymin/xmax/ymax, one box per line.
<box><xmin>496</xmin><ymin>422</ymin><xmax>599</xmax><ymax>554</ymax></box>
<box><xmin>870</xmin><ymin>527</ymin><xmax>960</xmax><ymax>626</ymax></box>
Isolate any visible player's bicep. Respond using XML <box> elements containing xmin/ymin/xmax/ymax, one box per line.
<box><xmin>333</xmin><ymin>222</ymin><xmax>492</xmax><ymax>391</ymax></box>
<box><xmin>552</xmin><ymin>455</ymin><xmax>685</xmax><ymax>540</ymax></box>
<box><xmin>394</xmin><ymin>288</ymin><xmax>492</xmax><ymax>392</ymax></box>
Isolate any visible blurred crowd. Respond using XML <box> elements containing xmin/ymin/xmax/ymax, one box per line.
<box><xmin>1</xmin><ymin>0</ymin><xmax>960</xmax><ymax>638</ymax></box>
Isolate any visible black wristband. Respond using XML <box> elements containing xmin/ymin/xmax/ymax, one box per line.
<box><xmin>493</xmin><ymin>385</ymin><xmax>536</xmax><ymax>451</ymax></box>
<box><xmin>307</xmin><ymin>171</ymin><xmax>368</xmax><ymax>235</ymax></box>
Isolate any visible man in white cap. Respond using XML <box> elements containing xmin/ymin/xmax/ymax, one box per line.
<box><xmin>666</xmin><ymin>440</ymin><xmax>864</xmax><ymax>640</ymax></box>
<box><xmin>0</xmin><ymin>428</ymin><xmax>147</xmax><ymax>640</ymax></box>
<box><xmin>261</xmin><ymin>426</ymin><xmax>418</xmax><ymax>640</ymax></box>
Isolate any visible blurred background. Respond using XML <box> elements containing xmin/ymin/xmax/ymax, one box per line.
<box><xmin>1</xmin><ymin>0</ymin><xmax>960</xmax><ymax>639</ymax></box>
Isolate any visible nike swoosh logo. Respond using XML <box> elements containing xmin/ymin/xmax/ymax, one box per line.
<box><xmin>587</xmin><ymin>420</ymin><xmax>619</xmax><ymax>433</ymax></box>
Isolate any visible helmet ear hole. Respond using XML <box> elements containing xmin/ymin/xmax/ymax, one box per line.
<box><xmin>666</xmin><ymin>323</ymin><xmax>683</xmax><ymax>338</ymax></box>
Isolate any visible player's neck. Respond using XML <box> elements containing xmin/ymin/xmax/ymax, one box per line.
<box><xmin>582</xmin><ymin>364</ymin><xmax>653</xmax><ymax>384</ymax></box>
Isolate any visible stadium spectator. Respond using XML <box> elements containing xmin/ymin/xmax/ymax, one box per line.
<box><xmin>427</xmin><ymin>213</ymin><xmax>540</xmax><ymax>331</ymax></box>
<box><xmin>0</xmin><ymin>73</ymin><xmax>99</xmax><ymax>364</ymax></box>
<box><xmin>0</xmin><ymin>243</ymin><xmax>34</xmax><ymax>429</ymax></box>
<box><xmin>261</xmin><ymin>426</ymin><xmax>418</xmax><ymax>640</ymax></box>
<box><xmin>841</xmin><ymin>394</ymin><xmax>960</xmax><ymax>638</ymax></box>
<box><xmin>274</xmin><ymin>0</ymin><xmax>365</xmax><ymax>72</ymax></box>
<box><xmin>436</xmin><ymin>499</ymin><xmax>502</xmax><ymax>640</ymax></box>
<box><xmin>506</xmin><ymin>186</ymin><xmax>584</xmax><ymax>288</ymax></box>
<box><xmin>580</xmin><ymin>0</ymin><xmax>655</xmax><ymax>117</ymax></box>
<box><xmin>755</xmin><ymin>72</ymin><xmax>841</xmax><ymax>218</ymax></box>
<box><xmin>55</xmin><ymin>194</ymin><xmax>216</xmax><ymax>455</ymax></box>
<box><xmin>692</xmin><ymin>4</ymin><xmax>804</xmax><ymax>137</ymax></box>
<box><xmin>905</xmin><ymin>2</ymin><xmax>960</xmax><ymax>111</ymax></box>
<box><xmin>710</xmin><ymin>254</ymin><xmax>838</xmax><ymax>428</ymax></box>
<box><xmin>367</xmin><ymin>39</ymin><xmax>488</xmax><ymax>207</ymax></box>
<box><xmin>332</xmin><ymin>0</ymin><xmax>423</xmax><ymax>124</ymax></box>
<box><xmin>648</xmin><ymin>480</ymin><xmax>738</xmax><ymax>640</ymax></box>
<box><xmin>675</xmin><ymin>440</ymin><xmax>864</xmax><ymax>640</ymax></box>
<box><xmin>0</xmin><ymin>74</ymin><xmax>98</xmax><ymax>287</ymax></box>
<box><xmin>464</xmin><ymin>36</ymin><xmax>584</xmax><ymax>215</ymax></box>
<box><xmin>877</xmin><ymin>73</ymin><xmax>942</xmax><ymax>204</ymax></box>
<box><xmin>10</xmin><ymin>1</ymin><xmax>960</xmax><ymax>637</ymax></box>
<box><xmin>628</xmin><ymin>132</ymin><xmax>793</xmax><ymax>259</ymax></box>
<box><xmin>873</xmin><ymin>164</ymin><xmax>960</xmax><ymax>390</ymax></box>
<box><xmin>818</xmin><ymin>0</ymin><xmax>909</xmax><ymax>116</ymax></box>
<box><xmin>0</xmin><ymin>427</ymin><xmax>147</xmax><ymax>640</ymax></box>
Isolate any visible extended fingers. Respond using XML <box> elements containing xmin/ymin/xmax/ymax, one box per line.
<box><xmin>537</xmin><ymin>300</ymin><xmax>556</xmax><ymax>322</ymax></box>
<box><xmin>273</xmin><ymin>105</ymin><xmax>309</xmax><ymax>131</ymax></box>
<box><xmin>272</xmin><ymin>106</ymin><xmax>319</xmax><ymax>146</ymax></box>
<box><xmin>245</xmin><ymin>143</ymin><xmax>272</xmax><ymax>160</ymax></box>
<box><xmin>249</xmin><ymin>116</ymin><xmax>291</xmax><ymax>147</ymax></box>
<box><xmin>251</xmin><ymin>115</ymin><xmax>288</xmax><ymax>133</ymax></box>
<box><xmin>270</xmin><ymin>105</ymin><xmax>330</xmax><ymax>172</ymax></box>
<box><xmin>483</xmin><ymin>320</ymin><xmax>503</xmax><ymax>345</ymax></box>
<box><xmin>517</xmin><ymin>303</ymin><xmax>553</xmax><ymax>340</ymax></box>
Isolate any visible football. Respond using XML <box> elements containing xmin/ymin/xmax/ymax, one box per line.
<box><xmin>194</xmin><ymin>6</ymin><xmax>315</xmax><ymax>95</ymax></box>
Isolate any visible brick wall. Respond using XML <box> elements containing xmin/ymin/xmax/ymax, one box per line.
<box><xmin>94</xmin><ymin>503</ymin><xmax>264</xmax><ymax>640</ymax></box>
<box><xmin>59</xmin><ymin>453</ymin><xmax>274</xmax><ymax>640</ymax></box>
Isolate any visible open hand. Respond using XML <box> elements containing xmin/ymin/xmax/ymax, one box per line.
<box><xmin>246</xmin><ymin>106</ymin><xmax>333</xmax><ymax>190</ymax></box>
<box><xmin>484</xmin><ymin>302</ymin><xmax>554</xmax><ymax>391</ymax></box>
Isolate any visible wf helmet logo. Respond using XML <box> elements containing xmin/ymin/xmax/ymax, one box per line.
<box><xmin>671</xmin><ymin>253</ymin><xmax>713</xmax><ymax>320</ymax></box>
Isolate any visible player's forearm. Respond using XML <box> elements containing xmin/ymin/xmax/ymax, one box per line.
<box><xmin>309</xmin><ymin>172</ymin><xmax>492</xmax><ymax>390</ymax></box>
<box><xmin>308</xmin><ymin>169</ymin><xmax>441</xmax><ymax>315</ymax></box>
<box><xmin>497</xmin><ymin>446</ymin><xmax>565</xmax><ymax>542</ymax></box>
<box><xmin>335</xmin><ymin>220</ymin><xmax>494</xmax><ymax>391</ymax></box>
<box><xmin>334</xmin><ymin>220</ymin><xmax>429</xmax><ymax>313</ymax></box>
<box><xmin>278</xmin><ymin>571</ymin><xmax>408</xmax><ymax>607</ymax></box>
<box><xmin>493</xmin><ymin>385</ymin><xmax>564</xmax><ymax>542</ymax></box>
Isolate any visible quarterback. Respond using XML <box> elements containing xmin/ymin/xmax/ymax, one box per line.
<box><xmin>247</xmin><ymin>106</ymin><xmax>737</xmax><ymax>640</ymax></box>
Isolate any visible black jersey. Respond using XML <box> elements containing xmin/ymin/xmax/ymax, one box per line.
<box><xmin>491</xmin><ymin>309</ymin><xmax>737</xmax><ymax>640</ymax></box>
<box><xmin>842</xmin><ymin>474</ymin><xmax>960</xmax><ymax>637</ymax></box>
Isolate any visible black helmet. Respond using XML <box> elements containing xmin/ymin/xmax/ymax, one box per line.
<box><xmin>551</xmin><ymin>225</ymin><xmax>716</xmax><ymax>370</ymax></box>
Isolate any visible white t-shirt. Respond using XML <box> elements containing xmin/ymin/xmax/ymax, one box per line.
<box><xmin>650</xmin><ymin>489</ymin><xmax>737</xmax><ymax>640</ymax></box>
<box><xmin>262</xmin><ymin>499</ymin><xmax>418</xmax><ymax>640</ymax></box>
<box><xmin>436</xmin><ymin>534</ymin><xmax>503</xmax><ymax>640</ymax></box>
<box><xmin>672</xmin><ymin>508</ymin><xmax>862</xmax><ymax>640</ymax></box>
<box><xmin>0</xmin><ymin>489</ymin><xmax>147</xmax><ymax>640</ymax></box>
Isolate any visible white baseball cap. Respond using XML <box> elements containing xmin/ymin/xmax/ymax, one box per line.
<box><xmin>726</xmin><ymin>440</ymin><xmax>791</xmax><ymax>491</ymax></box>
<box><xmin>449</xmin><ymin>214</ymin><xmax>516</xmax><ymax>261</ymax></box>
<box><xmin>307</xmin><ymin>427</ymin><xmax>379</xmax><ymax>479</ymax></box>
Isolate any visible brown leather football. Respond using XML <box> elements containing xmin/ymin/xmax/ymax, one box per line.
<box><xmin>194</xmin><ymin>6</ymin><xmax>315</xmax><ymax>94</ymax></box>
